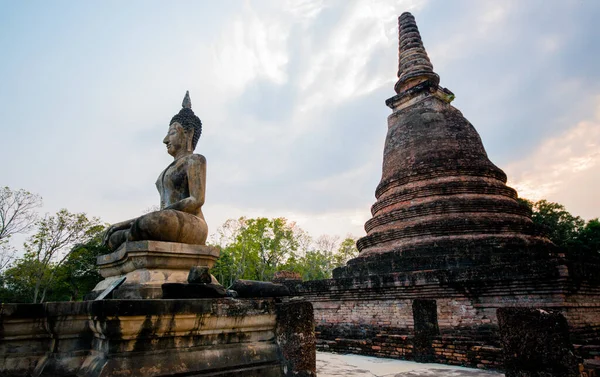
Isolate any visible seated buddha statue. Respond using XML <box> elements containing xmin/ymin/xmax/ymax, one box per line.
<box><xmin>104</xmin><ymin>91</ymin><xmax>208</xmax><ymax>251</ymax></box>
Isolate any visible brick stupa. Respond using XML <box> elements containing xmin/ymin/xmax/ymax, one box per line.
<box><xmin>294</xmin><ymin>13</ymin><xmax>600</xmax><ymax>369</ymax></box>
<box><xmin>334</xmin><ymin>12</ymin><xmax>554</xmax><ymax>278</ymax></box>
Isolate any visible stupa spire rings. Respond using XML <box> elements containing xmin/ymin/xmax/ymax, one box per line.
<box><xmin>182</xmin><ymin>90</ymin><xmax>192</xmax><ymax>109</ymax></box>
<box><xmin>394</xmin><ymin>12</ymin><xmax>440</xmax><ymax>94</ymax></box>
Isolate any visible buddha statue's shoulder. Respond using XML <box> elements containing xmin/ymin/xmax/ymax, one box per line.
<box><xmin>185</xmin><ymin>153</ymin><xmax>206</xmax><ymax>166</ymax></box>
<box><xmin>180</xmin><ymin>154</ymin><xmax>206</xmax><ymax>175</ymax></box>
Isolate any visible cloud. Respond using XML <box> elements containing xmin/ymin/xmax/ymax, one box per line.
<box><xmin>296</xmin><ymin>0</ymin><xmax>426</xmax><ymax>109</ymax></box>
<box><xmin>506</xmin><ymin>98</ymin><xmax>600</xmax><ymax>220</ymax></box>
<box><xmin>203</xmin><ymin>0</ymin><xmax>429</xmax><ymax>232</ymax></box>
<box><xmin>211</xmin><ymin>3</ymin><xmax>290</xmax><ymax>94</ymax></box>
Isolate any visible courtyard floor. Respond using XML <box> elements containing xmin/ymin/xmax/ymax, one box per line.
<box><xmin>316</xmin><ymin>351</ymin><xmax>505</xmax><ymax>377</ymax></box>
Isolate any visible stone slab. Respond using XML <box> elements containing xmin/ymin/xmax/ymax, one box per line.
<box><xmin>94</xmin><ymin>276</ymin><xmax>126</xmax><ymax>300</ymax></box>
<box><xmin>497</xmin><ymin>308</ymin><xmax>580</xmax><ymax>377</ymax></box>
<box><xmin>231</xmin><ymin>279</ymin><xmax>291</xmax><ymax>298</ymax></box>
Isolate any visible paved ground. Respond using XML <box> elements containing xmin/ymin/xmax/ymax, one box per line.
<box><xmin>316</xmin><ymin>352</ymin><xmax>504</xmax><ymax>377</ymax></box>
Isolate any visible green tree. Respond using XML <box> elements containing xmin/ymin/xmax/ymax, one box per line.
<box><xmin>577</xmin><ymin>218</ymin><xmax>600</xmax><ymax>256</ymax></box>
<box><xmin>212</xmin><ymin>217</ymin><xmax>300</xmax><ymax>284</ymax></box>
<box><xmin>50</xmin><ymin>228</ymin><xmax>108</xmax><ymax>301</ymax></box>
<box><xmin>282</xmin><ymin>250</ymin><xmax>333</xmax><ymax>281</ymax></box>
<box><xmin>521</xmin><ymin>199</ymin><xmax>585</xmax><ymax>248</ymax></box>
<box><xmin>333</xmin><ymin>237</ymin><xmax>359</xmax><ymax>268</ymax></box>
<box><xmin>0</xmin><ymin>229</ymin><xmax>108</xmax><ymax>303</ymax></box>
<box><xmin>0</xmin><ymin>256</ymin><xmax>46</xmax><ymax>302</ymax></box>
<box><xmin>18</xmin><ymin>209</ymin><xmax>103</xmax><ymax>303</ymax></box>
<box><xmin>283</xmin><ymin>236</ymin><xmax>359</xmax><ymax>280</ymax></box>
<box><xmin>211</xmin><ymin>218</ymin><xmax>259</xmax><ymax>286</ymax></box>
<box><xmin>285</xmin><ymin>236</ymin><xmax>358</xmax><ymax>280</ymax></box>
<box><xmin>212</xmin><ymin>248</ymin><xmax>236</xmax><ymax>287</ymax></box>
<box><xmin>212</xmin><ymin>218</ymin><xmax>360</xmax><ymax>283</ymax></box>
<box><xmin>285</xmin><ymin>235</ymin><xmax>337</xmax><ymax>279</ymax></box>
<box><xmin>520</xmin><ymin>199</ymin><xmax>599</xmax><ymax>257</ymax></box>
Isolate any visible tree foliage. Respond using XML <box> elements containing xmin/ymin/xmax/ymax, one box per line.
<box><xmin>521</xmin><ymin>199</ymin><xmax>599</xmax><ymax>256</ymax></box>
<box><xmin>578</xmin><ymin>219</ymin><xmax>600</xmax><ymax>256</ymax></box>
<box><xmin>334</xmin><ymin>237</ymin><xmax>359</xmax><ymax>267</ymax></box>
<box><xmin>211</xmin><ymin>217</ymin><xmax>358</xmax><ymax>285</ymax></box>
<box><xmin>50</xmin><ymin>229</ymin><xmax>109</xmax><ymax>301</ymax></box>
<box><xmin>211</xmin><ymin>217</ymin><xmax>300</xmax><ymax>285</ymax></box>
<box><xmin>0</xmin><ymin>209</ymin><xmax>106</xmax><ymax>303</ymax></box>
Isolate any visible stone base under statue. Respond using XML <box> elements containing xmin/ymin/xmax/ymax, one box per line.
<box><xmin>89</xmin><ymin>240</ymin><xmax>219</xmax><ymax>299</ymax></box>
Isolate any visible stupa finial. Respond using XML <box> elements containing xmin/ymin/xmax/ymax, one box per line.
<box><xmin>394</xmin><ymin>12</ymin><xmax>439</xmax><ymax>94</ymax></box>
<box><xmin>182</xmin><ymin>90</ymin><xmax>192</xmax><ymax>109</ymax></box>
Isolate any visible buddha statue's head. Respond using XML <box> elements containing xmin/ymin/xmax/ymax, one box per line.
<box><xmin>164</xmin><ymin>91</ymin><xmax>202</xmax><ymax>157</ymax></box>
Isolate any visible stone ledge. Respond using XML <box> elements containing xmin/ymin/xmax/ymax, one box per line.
<box><xmin>0</xmin><ymin>299</ymin><xmax>316</xmax><ymax>377</ymax></box>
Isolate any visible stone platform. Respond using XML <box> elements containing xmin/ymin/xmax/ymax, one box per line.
<box><xmin>90</xmin><ymin>240</ymin><xmax>219</xmax><ymax>299</ymax></box>
<box><xmin>0</xmin><ymin>298</ymin><xmax>315</xmax><ymax>377</ymax></box>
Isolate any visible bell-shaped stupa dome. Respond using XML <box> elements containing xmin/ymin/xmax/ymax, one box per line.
<box><xmin>335</xmin><ymin>13</ymin><xmax>553</xmax><ymax>278</ymax></box>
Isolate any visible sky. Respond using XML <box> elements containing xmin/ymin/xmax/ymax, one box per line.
<box><xmin>1</xmin><ymin>0</ymin><xmax>599</xmax><ymax>244</ymax></box>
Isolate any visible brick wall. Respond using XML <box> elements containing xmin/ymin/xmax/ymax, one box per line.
<box><xmin>292</xmin><ymin>267</ymin><xmax>600</xmax><ymax>370</ymax></box>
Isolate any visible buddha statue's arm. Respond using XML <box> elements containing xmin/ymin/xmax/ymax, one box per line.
<box><xmin>164</xmin><ymin>154</ymin><xmax>206</xmax><ymax>214</ymax></box>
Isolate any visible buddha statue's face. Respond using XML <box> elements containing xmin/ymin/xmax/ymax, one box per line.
<box><xmin>163</xmin><ymin>122</ymin><xmax>189</xmax><ymax>157</ymax></box>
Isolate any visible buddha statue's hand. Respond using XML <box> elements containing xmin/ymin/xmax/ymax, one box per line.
<box><xmin>102</xmin><ymin>226</ymin><xmax>116</xmax><ymax>247</ymax></box>
<box><xmin>102</xmin><ymin>219</ymin><xmax>135</xmax><ymax>247</ymax></box>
